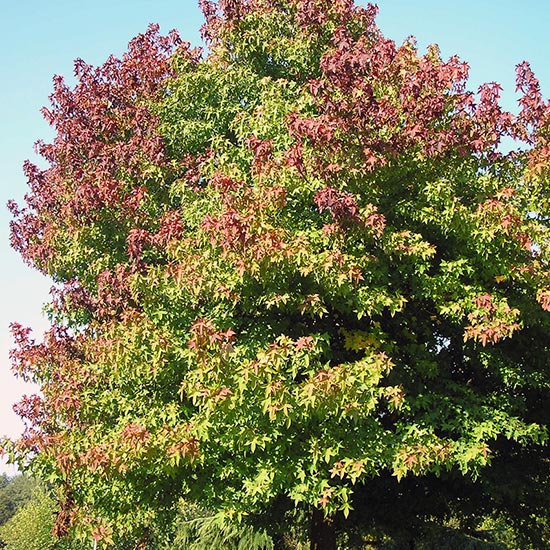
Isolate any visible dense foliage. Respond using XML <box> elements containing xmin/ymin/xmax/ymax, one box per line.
<box><xmin>4</xmin><ymin>0</ymin><xmax>550</xmax><ymax>547</ymax></box>
<box><xmin>0</xmin><ymin>486</ymin><xmax>59</xmax><ymax>550</ymax></box>
<box><xmin>0</xmin><ymin>475</ymin><xmax>79</xmax><ymax>550</ymax></box>
<box><xmin>0</xmin><ymin>474</ymin><xmax>37</xmax><ymax>527</ymax></box>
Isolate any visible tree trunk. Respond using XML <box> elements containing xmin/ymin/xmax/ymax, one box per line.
<box><xmin>309</xmin><ymin>508</ymin><xmax>337</xmax><ymax>550</ymax></box>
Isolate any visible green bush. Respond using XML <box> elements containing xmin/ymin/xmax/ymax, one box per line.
<box><xmin>169</xmin><ymin>501</ymin><xmax>274</xmax><ymax>550</ymax></box>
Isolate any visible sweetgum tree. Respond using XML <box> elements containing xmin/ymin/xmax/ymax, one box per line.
<box><xmin>4</xmin><ymin>0</ymin><xmax>550</xmax><ymax>547</ymax></box>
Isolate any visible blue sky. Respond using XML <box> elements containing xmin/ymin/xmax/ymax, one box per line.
<box><xmin>1</xmin><ymin>0</ymin><xmax>549</xmax><ymax>473</ymax></box>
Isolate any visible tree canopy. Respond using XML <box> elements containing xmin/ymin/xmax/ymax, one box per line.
<box><xmin>0</xmin><ymin>483</ymin><xmax>72</xmax><ymax>550</ymax></box>
<box><xmin>0</xmin><ymin>475</ymin><xmax>37</xmax><ymax>527</ymax></box>
<box><xmin>4</xmin><ymin>0</ymin><xmax>550</xmax><ymax>548</ymax></box>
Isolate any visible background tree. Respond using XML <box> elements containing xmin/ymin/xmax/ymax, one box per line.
<box><xmin>0</xmin><ymin>484</ymin><xmax>80</xmax><ymax>550</ymax></box>
<box><xmin>4</xmin><ymin>0</ymin><xmax>550</xmax><ymax>548</ymax></box>
<box><xmin>0</xmin><ymin>475</ymin><xmax>37</xmax><ymax>527</ymax></box>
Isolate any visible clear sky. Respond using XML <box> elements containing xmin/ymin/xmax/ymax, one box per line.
<box><xmin>1</xmin><ymin>0</ymin><xmax>549</xmax><ymax>474</ymax></box>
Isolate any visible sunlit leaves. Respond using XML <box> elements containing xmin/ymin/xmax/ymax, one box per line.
<box><xmin>5</xmin><ymin>0</ymin><xmax>550</xmax><ymax>546</ymax></box>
